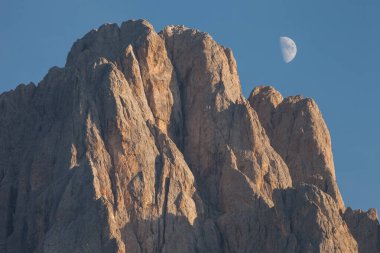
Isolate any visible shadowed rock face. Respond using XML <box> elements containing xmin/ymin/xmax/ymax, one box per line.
<box><xmin>0</xmin><ymin>19</ymin><xmax>376</xmax><ymax>253</ymax></box>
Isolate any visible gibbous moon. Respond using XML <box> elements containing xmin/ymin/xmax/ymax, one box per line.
<box><xmin>280</xmin><ymin>37</ymin><xmax>297</xmax><ymax>63</ymax></box>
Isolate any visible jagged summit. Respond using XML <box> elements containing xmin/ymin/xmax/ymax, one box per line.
<box><xmin>249</xmin><ymin>85</ymin><xmax>345</xmax><ymax>210</ymax></box>
<box><xmin>0</xmin><ymin>19</ymin><xmax>379</xmax><ymax>253</ymax></box>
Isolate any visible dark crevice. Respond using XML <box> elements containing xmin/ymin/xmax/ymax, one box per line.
<box><xmin>161</xmin><ymin>34</ymin><xmax>187</xmax><ymax>154</ymax></box>
<box><xmin>0</xmin><ymin>168</ymin><xmax>4</xmax><ymax>184</ymax></box>
<box><xmin>109</xmin><ymin>161</ymin><xmax>119</xmax><ymax>211</ymax></box>
<box><xmin>6</xmin><ymin>186</ymin><xmax>17</xmax><ymax>237</ymax></box>
<box><xmin>154</xmin><ymin>155</ymin><xmax>164</xmax><ymax>205</ymax></box>
<box><xmin>145</xmin><ymin>122</ymin><xmax>166</xmax><ymax>208</ymax></box>
<box><xmin>177</xmin><ymin>77</ymin><xmax>187</xmax><ymax>153</ymax></box>
<box><xmin>159</xmin><ymin>177</ymin><xmax>171</xmax><ymax>253</ymax></box>
<box><xmin>324</xmin><ymin>179</ymin><xmax>329</xmax><ymax>193</ymax></box>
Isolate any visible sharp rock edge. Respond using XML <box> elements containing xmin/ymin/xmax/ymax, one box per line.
<box><xmin>0</xmin><ymin>19</ymin><xmax>378</xmax><ymax>253</ymax></box>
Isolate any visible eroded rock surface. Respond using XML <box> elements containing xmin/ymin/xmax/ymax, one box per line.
<box><xmin>344</xmin><ymin>208</ymin><xmax>380</xmax><ymax>253</ymax></box>
<box><xmin>0</xmin><ymin>19</ymin><xmax>377</xmax><ymax>253</ymax></box>
<box><xmin>249</xmin><ymin>86</ymin><xmax>345</xmax><ymax>210</ymax></box>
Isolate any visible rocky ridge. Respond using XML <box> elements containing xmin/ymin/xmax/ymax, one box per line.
<box><xmin>0</xmin><ymin>19</ymin><xmax>378</xmax><ymax>253</ymax></box>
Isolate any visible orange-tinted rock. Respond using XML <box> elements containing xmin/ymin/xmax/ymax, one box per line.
<box><xmin>0</xmin><ymin>20</ymin><xmax>377</xmax><ymax>253</ymax></box>
<box><xmin>249</xmin><ymin>86</ymin><xmax>345</xmax><ymax>210</ymax></box>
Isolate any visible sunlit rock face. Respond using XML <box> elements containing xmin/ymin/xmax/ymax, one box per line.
<box><xmin>0</xmin><ymin>19</ymin><xmax>377</xmax><ymax>253</ymax></box>
<box><xmin>249</xmin><ymin>86</ymin><xmax>345</xmax><ymax>210</ymax></box>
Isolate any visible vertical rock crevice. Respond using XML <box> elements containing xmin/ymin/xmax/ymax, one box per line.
<box><xmin>0</xmin><ymin>19</ymin><xmax>377</xmax><ymax>253</ymax></box>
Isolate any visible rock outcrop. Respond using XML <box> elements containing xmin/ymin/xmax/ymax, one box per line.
<box><xmin>0</xmin><ymin>19</ymin><xmax>377</xmax><ymax>253</ymax></box>
<box><xmin>249</xmin><ymin>86</ymin><xmax>344</xmax><ymax>210</ymax></box>
<box><xmin>344</xmin><ymin>208</ymin><xmax>380</xmax><ymax>253</ymax></box>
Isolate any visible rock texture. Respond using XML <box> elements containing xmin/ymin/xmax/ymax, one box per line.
<box><xmin>0</xmin><ymin>19</ymin><xmax>377</xmax><ymax>253</ymax></box>
<box><xmin>344</xmin><ymin>208</ymin><xmax>380</xmax><ymax>253</ymax></box>
<box><xmin>249</xmin><ymin>86</ymin><xmax>344</xmax><ymax>210</ymax></box>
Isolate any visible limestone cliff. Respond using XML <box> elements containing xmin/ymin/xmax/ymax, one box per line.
<box><xmin>0</xmin><ymin>19</ymin><xmax>378</xmax><ymax>253</ymax></box>
<box><xmin>249</xmin><ymin>86</ymin><xmax>344</xmax><ymax>210</ymax></box>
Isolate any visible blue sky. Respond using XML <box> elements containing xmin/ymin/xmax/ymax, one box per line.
<box><xmin>1</xmin><ymin>0</ymin><xmax>379</xmax><ymax>212</ymax></box>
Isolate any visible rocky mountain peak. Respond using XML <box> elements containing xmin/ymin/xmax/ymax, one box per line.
<box><xmin>249</xmin><ymin>86</ymin><xmax>344</xmax><ymax>210</ymax></box>
<box><xmin>0</xmin><ymin>20</ymin><xmax>378</xmax><ymax>253</ymax></box>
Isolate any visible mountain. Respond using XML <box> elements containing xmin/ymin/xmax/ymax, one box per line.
<box><xmin>0</xmin><ymin>19</ymin><xmax>378</xmax><ymax>253</ymax></box>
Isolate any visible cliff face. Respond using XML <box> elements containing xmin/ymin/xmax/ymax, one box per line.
<box><xmin>0</xmin><ymin>19</ymin><xmax>378</xmax><ymax>253</ymax></box>
<box><xmin>249</xmin><ymin>86</ymin><xmax>344</xmax><ymax>210</ymax></box>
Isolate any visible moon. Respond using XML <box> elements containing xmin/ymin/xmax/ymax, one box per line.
<box><xmin>280</xmin><ymin>37</ymin><xmax>297</xmax><ymax>63</ymax></box>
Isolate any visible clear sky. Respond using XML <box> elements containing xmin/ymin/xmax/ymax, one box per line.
<box><xmin>1</xmin><ymin>0</ymin><xmax>379</xmax><ymax>212</ymax></box>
